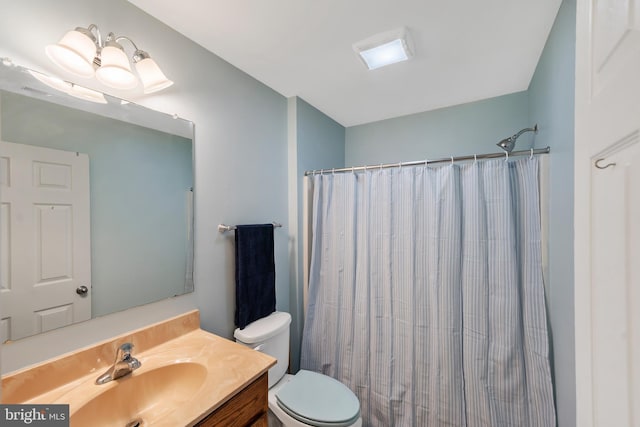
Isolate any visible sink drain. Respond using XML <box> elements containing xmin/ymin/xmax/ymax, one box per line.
<box><xmin>126</xmin><ymin>418</ymin><xmax>144</xmax><ymax>427</ymax></box>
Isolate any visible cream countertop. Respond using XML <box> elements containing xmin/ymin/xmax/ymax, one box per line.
<box><xmin>1</xmin><ymin>310</ymin><xmax>276</xmax><ymax>426</ymax></box>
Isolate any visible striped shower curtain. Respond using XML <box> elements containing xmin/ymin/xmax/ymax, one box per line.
<box><xmin>300</xmin><ymin>158</ymin><xmax>556</xmax><ymax>426</ymax></box>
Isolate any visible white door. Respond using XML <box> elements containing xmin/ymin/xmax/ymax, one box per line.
<box><xmin>0</xmin><ymin>141</ymin><xmax>91</xmax><ymax>341</ymax></box>
<box><xmin>575</xmin><ymin>1</ymin><xmax>640</xmax><ymax>426</ymax></box>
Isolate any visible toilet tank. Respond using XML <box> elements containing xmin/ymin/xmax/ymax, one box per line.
<box><xmin>233</xmin><ymin>311</ymin><xmax>291</xmax><ymax>388</ymax></box>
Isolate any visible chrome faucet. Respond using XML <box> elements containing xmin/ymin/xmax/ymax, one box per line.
<box><xmin>95</xmin><ymin>342</ymin><xmax>142</xmax><ymax>385</ymax></box>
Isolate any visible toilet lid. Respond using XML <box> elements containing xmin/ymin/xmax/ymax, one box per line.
<box><xmin>276</xmin><ymin>370</ymin><xmax>360</xmax><ymax>427</ymax></box>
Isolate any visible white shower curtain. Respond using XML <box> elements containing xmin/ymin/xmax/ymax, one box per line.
<box><xmin>300</xmin><ymin>158</ymin><xmax>556</xmax><ymax>427</ymax></box>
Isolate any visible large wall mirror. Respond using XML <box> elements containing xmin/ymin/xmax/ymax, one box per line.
<box><xmin>0</xmin><ymin>59</ymin><xmax>194</xmax><ymax>342</ymax></box>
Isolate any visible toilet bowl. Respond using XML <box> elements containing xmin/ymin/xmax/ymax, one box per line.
<box><xmin>268</xmin><ymin>373</ymin><xmax>362</xmax><ymax>427</ymax></box>
<box><xmin>234</xmin><ymin>312</ymin><xmax>362</xmax><ymax>427</ymax></box>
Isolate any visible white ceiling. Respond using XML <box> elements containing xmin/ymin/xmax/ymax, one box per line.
<box><xmin>129</xmin><ymin>0</ymin><xmax>562</xmax><ymax>127</ymax></box>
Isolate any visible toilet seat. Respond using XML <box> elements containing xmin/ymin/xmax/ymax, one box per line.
<box><xmin>275</xmin><ymin>370</ymin><xmax>360</xmax><ymax>427</ymax></box>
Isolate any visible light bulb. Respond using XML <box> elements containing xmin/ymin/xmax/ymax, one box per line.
<box><xmin>134</xmin><ymin>52</ymin><xmax>173</xmax><ymax>94</ymax></box>
<box><xmin>45</xmin><ymin>28</ymin><xmax>97</xmax><ymax>78</ymax></box>
<box><xmin>96</xmin><ymin>43</ymin><xmax>138</xmax><ymax>90</ymax></box>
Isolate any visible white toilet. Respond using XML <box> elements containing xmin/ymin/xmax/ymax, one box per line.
<box><xmin>234</xmin><ymin>311</ymin><xmax>362</xmax><ymax>427</ymax></box>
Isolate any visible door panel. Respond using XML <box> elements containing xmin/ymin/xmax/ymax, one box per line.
<box><xmin>0</xmin><ymin>141</ymin><xmax>90</xmax><ymax>341</ymax></box>
<box><xmin>590</xmin><ymin>137</ymin><xmax>639</xmax><ymax>426</ymax></box>
<box><xmin>36</xmin><ymin>204</ymin><xmax>73</xmax><ymax>283</ymax></box>
<box><xmin>576</xmin><ymin>0</ymin><xmax>640</xmax><ymax>425</ymax></box>
<box><xmin>33</xmin><ymin>304</ymin><xmax>74</xmax><ymax>334</ymax></box>
<box><xmin>592</xmin><ymin>0</ymin><xmax>640</xmax><ymax>94</ymax></box>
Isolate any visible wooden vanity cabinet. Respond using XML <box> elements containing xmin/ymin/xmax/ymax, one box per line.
<box><xmin>196</xmin><ymin>373</ymin><xmax>269</xmax><ymax>427</ymax></box>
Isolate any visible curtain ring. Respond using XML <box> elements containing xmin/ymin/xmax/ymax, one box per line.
<box><xmin>451</xmin><ymin>156</ymin><xmax>454</xmax><ymax>165</ymax></box>
<box><xmin>595</xmin><ymin>158</ymin><xmax>616</xmax><ymax>169</ymax></box>
<box><xmin>474</xmin><ymin>154</ymin><xmax>477</xmax><ymax>164</ymax></box>
<box><xmin>379</xmin><ymin>163</ymin><xmax>383</xmax><ymax>171</ymax></box>
<box><xmin>505</xmin><ymin>151</ymin><xmax>509</xmax><ymax>162</ymax></box>
<box><xmin>530</xmin><ymin>148</ymin><xmax>534</xmax><ymax>159</ymax></box>
<box><xmin>332</xmin><ymin>168</ymin><xmax>335</xmax><ymax>175</ymax></box>
<box><xmin>351</xmin><ymin>166</ymin><xmax>355</xmax><ymax>174</ymax></box>
<box><xmin>398</xmin><ymin>161</ymin><xmax>402</xmax><ymax>170</ymax></box>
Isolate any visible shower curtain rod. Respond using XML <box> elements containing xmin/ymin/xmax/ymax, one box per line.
<box><xmin>304</xmin><ymin>146</ymin><xmax>550</xmax><ymax>176</ymax></box>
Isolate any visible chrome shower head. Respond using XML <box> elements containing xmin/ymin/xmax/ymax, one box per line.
<box><xmin>497</xmin><ymin>124</ymin><xmax>538</xmax><ymax>152</ymax></box>
<box><xmin>497</xmin><ymin>137</ymin><xmax>517</xmax><ymax>153</ymax></box>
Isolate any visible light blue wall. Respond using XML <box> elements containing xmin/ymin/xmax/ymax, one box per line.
<box><xmin>528</xmin><ymin>0</ymin><xmax>576</xmax><ymax>425</ymax></box>
<box><xmin>345</xmin><ymin>92</ymin><xmax>531</xmax><ymax>166</ymax></box>
<box><xmin>1</xmin><ymin>91</ymin><xmax>193</xmax><ymax>317</ymax></box>
<box><xmin>1</xmin><ymin>0</ymin><xmax>289</xmax><ymax>372</ymax></box>
<box><xmin>289</xmin><ymin>97</ymin><xmax>345</xmax><ymax>372</ymax></box>
<box><xmin>296</xmin><ymin>99</ymin><xmax>345</xmax><ymax>175</ymax></box>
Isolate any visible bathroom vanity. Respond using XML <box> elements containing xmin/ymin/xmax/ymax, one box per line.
<box><xmin>196</xmin><ymin>373</ymin><xmax>268</xmax><ymax>426</ymax></box>
<box><xmin>1</xmin><ymin>310</ymin><xmax>275</xmax><ymax>426</ymax></box>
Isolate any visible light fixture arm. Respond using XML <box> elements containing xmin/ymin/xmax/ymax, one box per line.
<box><xmin>108</xmin><ymin>35</ymin><xmax>150</xmax><ymax>64</ymax></box>
<box><xmin>86</xmin><ymin>24</ymin><xmax>102</xmax><ymax>47</ymax></box>
<box><xmin>78</xmin><ymin>26</ymin><xmax>140</xmax><ymax>54</ymax></box>
<box><xmin>113</xmin><ymin>35</ymin><xmax>141</xmax><ymax>53</ymax></box>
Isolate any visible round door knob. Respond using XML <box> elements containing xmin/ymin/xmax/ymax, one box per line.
<box><xmin>76</xmin><ymin>285</ymin><xmax>89</xmax><ymax>296</ymax></box>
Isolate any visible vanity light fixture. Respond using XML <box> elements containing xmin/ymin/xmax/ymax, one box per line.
<box><xmin>353</xmin><ymin>27</ymin><xmax>414</xmax><ymax>70</ymax></box>
<box><xmin>46</xmin><ymin>24</ymin><xmax>173</xmax><ymax>94</ymax></box>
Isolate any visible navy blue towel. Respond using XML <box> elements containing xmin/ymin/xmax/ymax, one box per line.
<box><xmin>234</xmin><ymin>224</ymin><xmax>276</xmax><ymax>329</ymax></box>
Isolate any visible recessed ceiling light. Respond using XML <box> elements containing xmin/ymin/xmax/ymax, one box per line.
<box><xmin>353</xmin><ymin>27</ymin><xmax>413</xmax><ymax>70</ymax></box>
